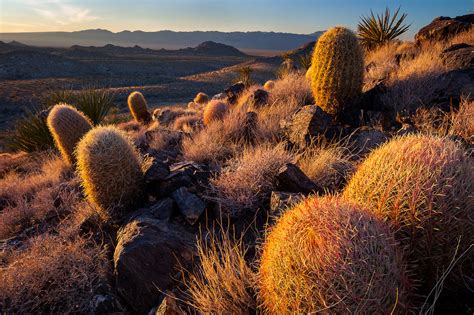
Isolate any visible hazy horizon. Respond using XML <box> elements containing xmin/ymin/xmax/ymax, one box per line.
<box><xmin>1</xmin><ymin>0</ymin><xmax>472</xmax><ymax>39</ymax></box>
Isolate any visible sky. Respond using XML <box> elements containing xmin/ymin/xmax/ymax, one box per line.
<box><xmin>0</xmin><ymin>0</ymin><xmax>472</xmax><ymax>38</ymax></box>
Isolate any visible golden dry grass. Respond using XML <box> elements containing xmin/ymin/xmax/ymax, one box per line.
<box><xmin>258</xmin><ymin>195</ymin><xmax>411</xmax><ymax>314</ymax></box>
<box><xmin>183</xmin><ymin>226</ymin><xmax>256</xmax><ymax>314</ymax></box>
<box><xmin>203</xmin><ymin>100</ymin><xmax>229</xmax><ymax>126</ymax></box>
<box><xmin>343</xmin><ymin>134</ymin><xmax>474</xmax><ymax>292</ymax></box>
<box><xmin>209</xmin><ymin>143</ymin><xmax>293</xmax><ymax>217</ymax></box>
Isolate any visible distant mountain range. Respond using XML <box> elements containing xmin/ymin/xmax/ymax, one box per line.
<box><xmin>0</xmin><ymin>29</ymin><xmax>323</xmax><ymax>52</ymax></box>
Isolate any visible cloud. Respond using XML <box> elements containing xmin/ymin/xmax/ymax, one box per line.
<box><xmin>24</xmin><ymin>0</ymin><xmax>99</xmax><ymax>25</ymax></box>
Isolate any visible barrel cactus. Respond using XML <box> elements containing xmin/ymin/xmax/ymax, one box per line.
<box><xmin>203</xmin><ymin>100</ymin><xmax>228</xmax><ymax>126</ymax></box>
<box><xmin>310</xmin><ymin>27</ymin><xmax>364</xmax><ymax>115</ymax></box>
<box><xmin>194</xmin><ymin>92</ymin><xmax>209</xmax><ymax>105</ymax></box>
<box><xmin>47</xmin><ymin>103</ymin><xmax>93</xmax><ymax>164</ymax></box>
<box><xmin>259</xmin><ymin>196</ymin><xmax>410</xmax><ymax>314</ymax></box>
<box><xmin>127</xmin><ymin>91</ymin><xmax>151</xmax><ymax>123</ymax></box>
<box><xmin>76</xmin><ymin>126</ymin><xmax>144</xmax><ymax>220</ymax></box>
<box><xmin>263</xmin><ymin>80</ymin><xmax>275</xmax><ymax>91</ymax></box>
<box><xmin>343</xmin><ymin>134</ymin><xmax>474</xmax><ymax>293</ymax></box>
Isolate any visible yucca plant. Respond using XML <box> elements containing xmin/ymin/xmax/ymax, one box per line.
<box><xmin>234</xmin><ymin>66</ymin><xmax>254</xmax><ymax>87</ymax></box>
<box><xmin>75</xmin><ymin>88</ymin><xmax>114</xmax><ymax>125</ymax></box>
<box><xmin>9</xmin><ymin>105</ymin><xmax>55</xmax><ymax>152</ymax></box>
<box><xmin>358</xmin><ymin>7</ymin><xmax>410</xmax><ymax>50</ymax></box>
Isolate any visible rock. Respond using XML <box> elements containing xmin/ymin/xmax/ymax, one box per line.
<box><xmin>281</xmin><ymin>105</ymin><xmax>335</xmax><ymax>147</ymax></box>
<box><xmin>276</xmin><ymin>163</ymin><xmax>321</xmax><ymax>194</ymax></box>
<box><xmin>128</xmin><ymin>198</ymin><xmax>176</xmax><ymax>222</ymax></box>
<box><xmin>243</xmin><ymin>111</ymin><xmax>258</xmax><ymax>143</ymax></box>
<box><xmin>212</xmin><ymin>93</ymin><xmax>227</xmax><ymax>101</ymax></box>
<box><xmin>114</xmin><ymin>215</ymin><xmax>195</xmax><ymax>314</ymax></box>
<box><xmin>151</xmin><ymin>292</ymin><xmax>185</xmax><ymax>315</ymax></box>
<box><xmin>441</xmin><ymin>43</ymin><xmax>473</xmax><ymax>70</ymax></box>
<box><xmin>144</xmin><ymin>158</ymin><xmax>170</xmax><ymax>183</ymax></box>
<box><xmin>249</xmin><ymin>89</ymin><xmax>269</xmax><ymax>108</ymax></box>
<box><xmin>415</xmin><ymin>14</ymin><xmax>473</xmax><ymax>44</ymax></box>
<box><xmin>432</xmin><ymin>68</ymin><xmax>474</xmax><ymax>110</ymax></box>
<box><xmin>349</xmin><ymin>127</ymin><xmax>389</xmax><ymax>156</ymax></box>
<box><xmin>171</xmin><ymin>187</ymin><xmax>206</xmax><ymax>225</ymax></box>
<box><xmin>270</xmin><ymin>191</ymin><xmax>304</xmax><ymax>216</ymax></box>
<box><xmin>225</xmin><ymin>81</ymin><xmax>246</xmax><ymax>104</ymax></box>
<box><xmin>360</xmin><ymin>80</ymin><xmax>388</xmax><ymax>111</ymax></box>
<box><xmin>90</xmin><ymin>294</ymin><xmax>124</xmax><ymax>315</ymax></box>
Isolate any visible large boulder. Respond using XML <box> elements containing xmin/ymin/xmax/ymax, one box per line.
<box><xmin>225</xmin><ymin>81</ymin><xmax>245</xmax><ymax>104</ymax></box>
<box><xmin>441</xmin><ymin>43</ymin><xmax>474</xmax><ymax>70</ymax></box>
<box><xmin>415</xmin><ymin>14</ymin><xmax>473</xmax><ymax>44</ymax></box>
<box><xmin>114</xmin><ymin>215</ymin><xmax>195</xmax><ymax>314</ymax></box>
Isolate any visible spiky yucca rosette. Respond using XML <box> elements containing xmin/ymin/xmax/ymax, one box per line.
<box><xmin>259</xmin><ymin>196</ymin><xmax>411</xmax><ymax>314</ymax></box>
<box><xmin>310</xmin><ymin>27</ymin><xmax>364</xmax><ymax>115</ymax></box>
<box><xmin>344</xmin><ymin>134</ymin><xmax>474</xmax><ymax>293</ymax></box>
<box><xmin>47</xmin><ymin>103</ymin><xmax>93</xmax><ymax>165</ymax></box>
<box><xmin>76</xmin><ymin>126</ymin><xmax>144</xmax><ymax>220</ymax></box>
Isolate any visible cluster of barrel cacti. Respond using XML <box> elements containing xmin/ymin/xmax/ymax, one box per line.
<box><xmin>46</xmin><ymin>103</ymin><xmax>144</xmax><ymax>221</ymax></box>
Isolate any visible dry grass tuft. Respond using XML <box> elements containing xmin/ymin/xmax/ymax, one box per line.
<box><xmin>173</xmin><ymin>114</ymin><xmax>202</xmax><ymax>132</ymax></box>
<box><xmin>0</xmin><ymin>232</ymin><xmax>110</xmax><ymax>314</ymax></box>
<box><xmin>183</xmin><ymin>226</ymin><xmax>256</xmax><ymax>314</ymax></box>
<box><xmin>258</xmin><ymin>195</ymin><xmax>411</xmax><ymax>314</ymax></box>
<box><xmin>203</xmin><ymin>100</ymin><xmax>229</xmax><ymax>126</ymax></box>
<box><xmin>209</xmin><ymin>143</ymin><xmax>293</xmax><ymax>217</ymax></box>
<box><xmin>267</xmin><ymin>72</ymin><xmax>311</xmax><ymax>107</ymax></box>
<box><xmin>296</xmin><ymin>140</ymin><xmax>354</xmax><ymax>191</ymax></box>
<box><xmin>344</xmin><ymin>134</ymin><xmax>474</xmax><ymax>292</ymax></box>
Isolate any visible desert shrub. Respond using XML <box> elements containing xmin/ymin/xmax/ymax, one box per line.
<box><xmin>76</xmin><ymin>126</ymin><xmax>144</xmax><ymax>220</ymax></box>
<box><xmin>364</xmin><ymin>41</ymin><xmax>401</xmax><ymax>85</ymax></box>
<box><xmin>0</xmin><ymin>154</ymin><xmax>73</xmax><ymax>239</ymax></box>
<box><xmin>263</xmin><ymin>80</ymin><xmax>275</xmax><ymax>91</ymax></box>
<box><xmin>173</xmin><ymin>114</ymin><xmax>202</xmax><ymax>132</ymax></box>
<box><xmin>310</xmin><ymin>27</ymin><xmax>364</xmax><ymax>115</ymax></box>
<box><xmin>235</xmin><ymin>66</ymin><xmax>254</xmax><ymax>87</ymax></box>
<box><xmin>258</xmin><ymin>196</ymin><xmax>410</xmax><ymax>314</ymax></box>
<box><xmin>182</xmin><ymin>108</ymin><xmax>249</xmax><ymax>164</ymax></box>
<box><xmin>183</xmin><ymin>226</ymin><xmax>256</xmax><ymax>314</ymax></box>
<box><xmin>343</xmin><ymin>134</ymin><xmax>474</xmax><ymax>292</ymax></box>
<box><xmin>296</xmin><ymin>140</ymin><xmax>354</xmax><ymax>191</ymax></box>
<box><xmin>0</xmin><ymin>233</ymin><xmax>109</xmax><ymax>314</ymax></box>
<box><xmin>298</xmin><ymin>53</ymin><xmax>312</xmax><ymax>70</ymax></box>
<box><xmin>194</xmin><ymin>92</ymin><xmax>209</xmax><ymax>105</ymax></box>
<box><xmin>209</xmin><ymin>143</ymin><xmax>292</xmax><ymax>217</ymax></box>
<box><xmin>358</xmin><ymin>7</ymin><xmax>410</xmax><ymax>50</ymax></box>
<box><xmin>47</xmin><ymin>104</ymin><xmax>93</xmax><ymax>164</ymax></box>
<box><xmin>74</xmin><ymin>87</ymin><xmax>114</xmax><ymax>125</ymax></box>
<box><xmin>203</xmin><ymin>100</ymin><xmax>229</xmax><ymax>126</ymax></box>
<box><xmin>127</xmin><ymin>91</ymin><xmax>152</xmax><ymax>123</ymax></box>
<box><xmin>9</xmin><ymin>105</ymin><xmax>55</xmax><ymax>152</ymax></box>
<box><xmin>267</xmin><ymin>72</ymin><xmax>311</xmax><ymax>107</ymax></box>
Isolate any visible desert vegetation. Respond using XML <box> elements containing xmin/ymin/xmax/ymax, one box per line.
<box><xmin>0</xmin><ymin>10</ymin><xmax>473</xmax><ymax>315</ymax></box>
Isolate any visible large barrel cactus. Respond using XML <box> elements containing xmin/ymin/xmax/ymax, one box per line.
<box><xmin>127</xmin><ymin>91</ymin><xmax>151</xmax><ymax>123</ymax></box>
<box><xmin>259</xmin><ymin>196</ymin><xmax>410</xmax><ymax>314</ymax></box>
<box><xmin>47</xmin><ymin>103</ymin><xmax>93</xmax><ymax>164</ymax></box>
<box><xmin>76</xmin><ymin>126</ymin><xmax>144</xmax><ymax>220</ymax></box>
<box><xmin>310</xmin><ymin>27</ymin><xmax>364</xmax><ymax>115</ymax></box>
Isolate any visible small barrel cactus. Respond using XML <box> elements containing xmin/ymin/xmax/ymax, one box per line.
<box><xmin>203</xmin><ymin>100</ymin><xmax>228</xmax><ymax>126</ymax></box>
<box><xmin>127</xmin><ymin>91</ymin><xmax>151</xmax><ymax>123</ymax></box>
<box><xmin>259</xmin><ymin>196</ymin><xmax>410</xmax><ymax>313</ymax></box>
<box><xmin>310</xmin><ymin>27</ymin><xmax>364</xmax><ymax>115</ymax></box>
<box><xmin>263</xmin><ymin>80</ymin><xmax>275</xmax><ymax>90</ymax></box>
<box><xmin>76</xmin><ymin>126</ymin><xmax>144</xmax><ymax>220</ymax></box>
<box><xmin>47</xmin><ymin>103</ymin><xmax>93</xmax><ymax>164</ymax></box>
<box><xmin>343</xmin><ymin>134</ymin><xmax>474</xmax><ymax>293</ymax></box>
<box><xmin>194</xmin><ymin>92</ymin><xmax>209</xmax><ymax>105</ymax></box>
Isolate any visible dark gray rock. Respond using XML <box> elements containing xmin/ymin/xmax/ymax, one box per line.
<box><xmin>90</xmin><ymin>294</ymin><xmax>124</xmax><ymax>315</ymax></box>
<box><xmin>415</xmin><ymin>14</ymin><xmax>473</xmax><ymax>43</ymax></box>
<box><xmin>249</xmin><ymin>89</ymin><xmax>269</xmax><ymax>108</ymax></box>
<box><xmin>276</xmin><ymin>163</ymin><xmax>321</xmax><ymax>194</ymax></box>
<box><xmin>171</xmin><ymin>187</ymin><xmax>206</xmax><ymax>225</ymax></box>
<box><xmin>225</xmin><ymin>81</ymin><xmax>245</xmax><ymax>104</ymax></box>
<box><xmin>150</xmin><ymin>292</ymin><xmax>185</xmax><ymax>315</ymax></box>
<box><xmin>349</xmin><ymin>127</ymin><xmax>389</xmax><ymax>156</ymax></box>
<box><xmin>281</xmin><ymin>105</ymin><xmax>334</xmax><ymax>147</ymax></box>
<box><xmin>144</xmin><ymin>159</ymin><xmax>170</xmax><ymax>183</ymax></box>
<box><xmin>128</xmin><ymin>198</ymin><xmax>176</xmax><ymax>222</ymax></box>
<box><xmin>270</xmin><ymin>191</ymin><xmax>304</xmax><ymax>216</ymax></box>
<box><xmin>114</xmin><ymin>215</ymin><xmax>195</xmax><ymax>314</ymax></box>
<box><xmin>397</xmin><ymin>124</ymin><xmax>418</xmax><ymax>137</ymax></box>
<box><xmin>441</xmin><ymin>43</ymin><xmax>473</xmax><ymax>70</ymax></box>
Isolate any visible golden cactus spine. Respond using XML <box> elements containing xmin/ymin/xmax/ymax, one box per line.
<box><xmin>310</xmin><ymin>27</ymin><xmax>364</xmax><ymax>115</ymax></box>
<box><xmin>127</xmin><ymin>91</ymin><xmax>151</xmax><ymax>123</ymax></box>
<box><xmin>76</xmin><ymin>126</ymin><xmax>144</xmax><ymax>220</ymax></box>
<box><xmin>47</xmin><ymin>103</ymin><xmax>93</xmax><ymax>164</ymax></box>
<box><xmin>203</xmin><ymin>100</ymin><xmax>228</xmax><ymax>126</ymax></box>
<box><xmin>194</xmin><ymin>92</ymin><xmax>209</xmax><ymax>105</ymax></box>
